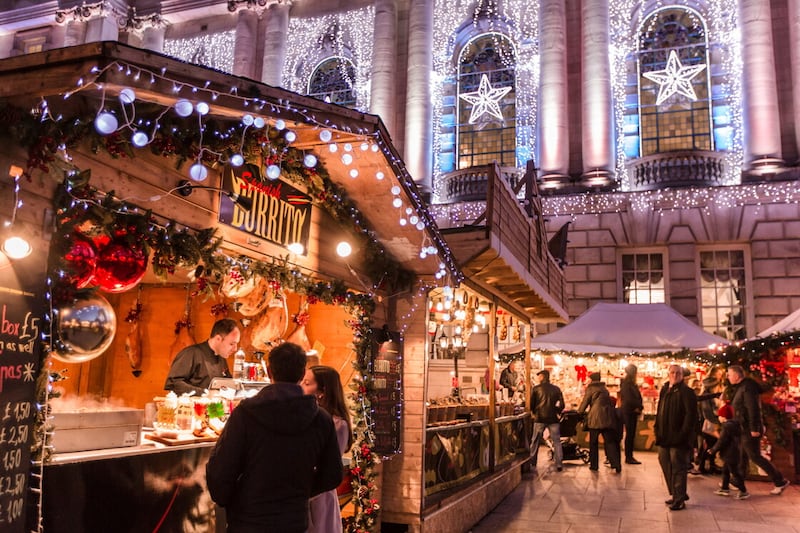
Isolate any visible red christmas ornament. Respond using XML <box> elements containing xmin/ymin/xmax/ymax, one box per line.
<box><xmin>93</xmin><ymin>241</ymin><xmax>148</xmax><ymax>293</ymax></box>
<box><xmin>63</xmin><ymin>237</ymin><xmax>97</xmax><ymax>289</ymax></box>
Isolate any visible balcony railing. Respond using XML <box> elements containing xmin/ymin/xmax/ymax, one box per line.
<box><xmin>627</xmin><ymin>150</ymin><xmax>726</xmax><ymax>191</ymax></box>
<box><xmin>438</xmin><ymin>166</ymin><xmax>521</xmax><ymax>203</ymax></box>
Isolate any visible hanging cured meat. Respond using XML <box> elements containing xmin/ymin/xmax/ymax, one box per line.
<box><xmin>286</xmin><ymin>298</ymin><xmax>312</xmax><ymax>352</ymax></box>
<box><xmin>250</xmin><ymin>291</ymin><xmax>289</xmax><ymax>349</ymax></box>
<box><xmin>124</xmin><ymin>286</ymin><xmax>144</xmax><ymax>377</ymax></box>
<box><xmin>169</xmin><ymin>286</ymin><xmax>196</xmax><ymax>365</ymax></box>
<box><xmin>236</xmin><ymin>277</ymin><xmax>273</xmax><ymax>317</ymax></box>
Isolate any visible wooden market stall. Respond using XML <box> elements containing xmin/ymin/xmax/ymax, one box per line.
<box><xmin>0</xmin><ymin>42</ymin><xmax>462</xmax><ymax>533</ymax></box>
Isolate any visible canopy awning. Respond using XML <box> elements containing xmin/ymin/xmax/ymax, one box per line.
<box><xmin>758</xmin><ymin>307</ymin><xmax>800</xmax><ymax>337</ymax></box>
<box><xmin>530</xmin><ymin>302</ymin><xmax>729</xmax><ymax>354</ymax></box>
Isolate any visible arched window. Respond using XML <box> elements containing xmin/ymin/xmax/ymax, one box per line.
<box><xmin>456</xmin><ymin>33</ymin><xmax>516</xmax><ymax>169</ymax></box>
<box><xmin>307</xmin><ymin>57</ymin><xmax>357</xmax><ymax>108</ymax></box>
<box><xmin>635</xmin><ymin>7</ymin><xmax>711</xmax><ymax>156</ymax></box>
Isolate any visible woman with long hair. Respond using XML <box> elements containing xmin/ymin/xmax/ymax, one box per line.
<box><xmin>302</xmin><ymin>365</ymin><xmax>353</xmax><ymax>533</ymax></box>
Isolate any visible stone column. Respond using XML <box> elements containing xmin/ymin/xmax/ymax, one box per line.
<box><xmin>64</xmin><ymin>20</ymin><xmax>87</xmax><ymax>46</ymax></box>
<box><xmin>142</xmin><ymin>26</ymin><xmax>166</xmax><ymax>53</ymax></box>
<box><xmin>233</xmin><ymin>9</ymin><xmax>259</xmax><ymax>80</ymax></box>
<box><xmin>261</xmin><ymin>2</ymin><xmax>291</xmax><ymax>87</ymax></box>
<box><xmin>85</xmin><ymin>15</ymin><xmax>119</xmax><ymax>42</ymax></box>
<box><xmin>788</xmin><ymin>0</ymin><xmax>800</xmax><ymax>158</ymax></box>
<box><xmin>581</xmin><ymin>0</ymin><xmax>612</xmax><ymax>185</ymax></box>
<box><xmin>739</xmin><ymin>0</ymin><xmax>783</xmax><ymax>168</ymax></box>
<box><xmin>371</xmin><ymin>0</ymin><xmax>398</xmax><ymax>137</ymax></box>
<box><xmin>539</xmin><ymin>0</ymin><xmax>569</xmax><ymax>181</ymax></box>
<box><xmin>404</xmin><ymin>0</ymin><xmax>434</xmax><ymax>195</ymax></box>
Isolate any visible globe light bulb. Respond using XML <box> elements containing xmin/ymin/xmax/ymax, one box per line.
<box><xmin>344</xmin><ymin>143</ymin><xmax>352</xmax><ymax>152</ymax></box>
<box><xmin>266</xmin><ymin>164</ymin><xmax>281</xmax><ymax>180</ymax></box>
<box><xmin>319</xmin><ymin>129</ymin><xmax>332</xmax><ymax>142</ymax></box>
<box><xmin>174</xmin><ymin>99</ymin><xmax>193</xmax><ymax>117</ymax></box>
<box><xmin>336</xmin><ymin>241</ymin><xmax>352</xmax><ymax>258</ymax></box>
<box><xmin>195</xmin><ymin>102</ymin><xmax>210</xmax><ymax>115</ymax></box>
<box><xmin>94</xmin><ymin>112</ymin><xmax>118</xmax><ymax>135</ymax></box>
<box><xmin>274</xmin><ymin>119</ymin><xmax>286</xmax><ymax>130</ymax></box>
<box><xmin>253</xmin><ymin>117</ymin><xmax>265</xmax><ymax>128</ymax></box>
<box><xmin>392</xmin><ymin>198</ymin><xmax>403</xmax><ymax>208</ymax></box>
<box><xmin>376</xmin><ymin>171</ymin><xmax>385</xmax><ymax>180</ymax></box>
<box><xmin>131</xmin><ymin>130</ymin><xmax>149</xmax><ymax>147</ymax></box>
<box><xmin>341</xmin><ymin>153</ymin><xmax>353</xmax><ymax>165</ymax></box>
<box><xmin>2</xmin><ymin>235</ymin><xmax>32</xmax><ymax>260</ymax></box>
<box><xmin>287</xmin><ymin>242</ymin><xmax>305</xmax><ymax>255</ymax></box>
<box><xmin>230</xmin><ymin>153</ymin><xmax>244</xmax><ymax>167</ymax></box>
<box><xmin>349</xmin><ymin>169</ymin><xmax>359</xmax><ymax>178</ymax></box>
<box><xmin>329</xmin><ymin>143</ymin><xmax>338</xmax><ymax>153</ymax></box>
<box><xmin>360</xmin><ymin>142</ymin><xmax>369</xmax><ymax>151</ymax></box>
<box><xmin>189</xmin><ymin>162</ymin><xmax>208</xmax><ymax>182</ymax></box>
<box><xmin>242</xmin><ymin>114</ymin><xmax>255</xmax><ymax>126</ymax></box>
<box><xmin>119</xmin><ymin>88</ymin><xmax>136</xmax><ymax>104</ymax></box>
<box><xmin>304</xmin><ymin>154</ymin><xmax>317</xmax><ymax>168</ymax></box>
<box><xmin>284</xmin><ymin>130</ymin><xmax>296</xmax><ymax>143</ymax></box>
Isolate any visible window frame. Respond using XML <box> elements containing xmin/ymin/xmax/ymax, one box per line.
<box><xmin>617</xmin><ymin>247</ymin><xmax>669</xmax><ymax>304</ymax></box>
<box><xmin>695</xmin><ymin>245</ymin><xmax>754</xmax><ymax>340</ymax></box>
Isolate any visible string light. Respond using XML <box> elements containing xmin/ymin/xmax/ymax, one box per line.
<box><xmin>163</xmin><ymin>31</ymin><xmax>236</xmax><ymax>74</ymax></box>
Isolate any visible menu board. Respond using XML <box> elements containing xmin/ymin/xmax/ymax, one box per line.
<box><xmin>0</xmin><ymin>252</ymin><xmax>46</xmax><ymax>533</ymax></box>
<box><xmin>371</xmin><ymin>333</ymin><xmax>402</xmax><ymax>456</ymax></box>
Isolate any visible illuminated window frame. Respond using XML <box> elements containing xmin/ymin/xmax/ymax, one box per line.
<box><xmin>618</xmin><ymin>249</ymin><xmax>668</xmax><ymax>304</ymax></box>
<box><xmin>697</xmin><ymin>246</ymin><xmax>752</xmax><ymax>341</ymax></box>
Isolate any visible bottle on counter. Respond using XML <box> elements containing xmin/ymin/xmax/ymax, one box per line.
<box><xmin>233</xmin><ymin>349</ymin><xmax>246</xmax><ymax>379</ymax></box>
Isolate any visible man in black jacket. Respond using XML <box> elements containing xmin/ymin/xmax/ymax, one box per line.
<box><xmin>655</xmin><ymin>365</ymin><xmax>697</xmax><ymax>511</ymax></box>
<box><xmin>728</xmin><ymin>364</ymin><xmax>790</xmax><ymax>495</ymax></box>
<box><xmin>529</xmin><ymin>369</ymin><xmax>565</xmax><ymax>471</ymax></box>
<box><xmin>206</xmin><ymin>342</ymin><xmax>343</xmax><ymax>532</ymax></box>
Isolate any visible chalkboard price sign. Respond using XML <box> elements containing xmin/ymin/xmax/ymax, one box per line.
<box><xmin>371</xmin><ymin>333</ymin><xmax>402</xmax><ymax>456</ymax></box>
<box><xmin>0</xmin><ymin>254</ymin><xmax>46</xmax><ymax>533</ymax></box>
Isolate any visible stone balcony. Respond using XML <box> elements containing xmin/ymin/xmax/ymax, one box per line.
<box><xmin>626</xmin><ymin>150</ymin><xmax>726</xmax><ymax>191</ymax></box>
<box><xmin>438</xmin><ymin>165</ymin><xmax>521</xmax><ymax>204</ymax></box>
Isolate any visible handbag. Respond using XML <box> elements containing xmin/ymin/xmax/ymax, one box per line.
<box><xmin>701</xmin><ymin>418</ymin><xmax>720</xmax><ymax>437</ymax></box>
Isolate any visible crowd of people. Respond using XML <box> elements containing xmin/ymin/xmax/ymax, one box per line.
<box><xmin>530</xmin><ymin>362</ymin><xmax>791</xmax><ymax>512</ymax></box>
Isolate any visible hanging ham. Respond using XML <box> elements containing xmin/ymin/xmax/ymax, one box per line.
<box><xmin>124</xmin><ymin>287</ymin><xmax>143</xmax><ymax>377</ymax></box>
<box><xmin>250</xmin><ymin>291</ymin><xmax>288</xmax><ymax>349</ymax></box>
<box><xmin>286</xmin><ymin>298</ymin><xmax>312</xmax><ymax>352</ymax></box>
<box><xmin>169</xmin><ymin>286</ymin><xmax>196</xmax><ymax>365</ymax></box>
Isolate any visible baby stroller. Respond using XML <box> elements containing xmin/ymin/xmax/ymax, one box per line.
<box><xmin>547</xmin><ymin>410</ymin><xmax>590</xmax><ymax>464</ymax></box>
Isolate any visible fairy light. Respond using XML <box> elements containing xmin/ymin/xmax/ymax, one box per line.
<box><xmin>283</xmin><ymin>6</ymin><xmax>375</xmax><ymax>112</ymax></box>
<box><xmin>163</xmin><ymin>30</ymin><xmax>236</xmax><ymax>74</ymax></box>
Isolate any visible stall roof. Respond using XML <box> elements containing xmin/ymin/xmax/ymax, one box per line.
<box><xmin>758</xmin><ymin>308</ymin><xmax>800</xmax><ymax>337</ymax></box>
<box><xmin>0</xmin><ymin>42</ymin><xmax>461</xmax><ymax>282</ymax></box>
<box><xmin>530</xmin><ymin>302</ymin><xmax>729</xmax><ymax>354</ymax></box>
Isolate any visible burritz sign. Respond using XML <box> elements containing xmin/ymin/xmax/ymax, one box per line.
<box><xmin>219</xmin><ymin>164</ymin><xmax>312</xmax><ymax>253</ymax></box>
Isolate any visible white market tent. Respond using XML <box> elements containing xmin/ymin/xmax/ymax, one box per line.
<box><xmin>531</xmin><ymin>302</ymin><xmax>729</xmax><ymax>354</ymax></box>
<box><xmin>758</xmin><ymin>307</ymin><xmax>800</xmax><ymax>337</ymax></box>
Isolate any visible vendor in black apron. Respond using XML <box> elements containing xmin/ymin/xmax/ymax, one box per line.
<box><xmin>164</xmin><ymin>318</ymin><xmax>241</xmax><ymax>395</ymax></box>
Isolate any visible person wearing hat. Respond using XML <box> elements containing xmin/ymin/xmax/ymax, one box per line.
<box><xmin>529</xmin><ymin>369</ymin><xmax>565</xmax><ymax>472</ymax></box>
<box><xmin>655</xmin><ymin>364</ymin><xmax>698</xmax><ymax>511</ymax></box>
<box><xmin>578</xmin><ymin>372</ymin><xmax>621</xmax><ymax>473</ymax></box>
<box><xmin>619</xmin><ymin>364</ymin><xmax>644</xmax><ymax>465</ymax></box>
<box><xmin>708</xmin><ymin>403</ymin><xmax>749</xmax><ymax>499</ymax></box>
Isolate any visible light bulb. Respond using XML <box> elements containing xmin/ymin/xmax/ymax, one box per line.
<box><xmin>266</xmin><ymin>165</ymin><xmax>281</xmax><ymax>180</ymax></box>
<box><xmin>391</xmin><ymin>186</ymin><xmax>401</xmax><ymax>195</ymax></box>
<box><xmin>399</xmin><ymin>218</ymin><xmax>407</xmax><ymax>226</ymax></box>
<box><xmin>329</xmin><ymin>143</ymin><xmax>338</xmax><ymax>153</ymax></box>
<box><xmin>174</xmin><ymin>99</ymin><xmax>193</xmax><ymax>117</ymax></box>
<box><xmin>392</xmin><ymin>198</ymin><xmax>403</xmax><ymax>208</ymax></box>
<box><xmin>189</xmin><ymin>162</ymin><xmax>208</xmax><ymax>182</ymax></box>
<box><xmin>376</xmin><ymin>171</ymin><xmax>385</xmax><ymax>180</ymax></box>
<box><xmin>360</xmin><ymin>142</ymin><xmax>369</xmax><ymax>151</ymax></box>
<box><xmin>341</xmin><ymin>153</ymin><xmax>353</xmax><ymax>165</ymax></box>
<box><xmin>287</xmin><ymin>242</ymin><xmax>304</xmax><ymax>255</ymax></box>
<box><xmin>344</xmin><ymin>143</ymin><xmax>352</xmax><ymax>152</ymax></box>
<box><xmin>119</xmin><ymin>88</ymin><xmax>136</xmax><ymax>104</ymax></box>
<box><xmin>336</xmin><ymin>241</ymin><xmax>352</xmax><ymax>258</ymax></box>
<box><xmin>304</xmin><ymin>154</ymin><xmax>317</xmax><ymax>167</ymax></box>
<box><xmin>274</xmin><ymin>119</ymin><xmax>286</xmax><ymax>130</ymax></box>
<box><xmin>230</xmin><ymin>153</ymin><xmax>244</xmax><ymax>167</ymax></box>
<box><xmin>284</xmin><ymin>130</ymin><xmax>296</xmax><ymax>143</ymax></box>
<box><xmin>253</xmin><ymin>117</ymin><xmax>265</xmax><ymax>128</ymax></box>
<box><xmin>242</xmin><ymin>114</ymin><xmax>254</xmax><ymax>126</ymax></box>
<box><xmin>2</xmin><ymin>235</ymin><xmax>32</xmax><ymax>259</ymax></box>
<box><xmin>349</xmin><ymin>169</ymin><xmax>359</xmax><ymax>178</ymax></box>
<box><xmin>131</xmin><ymin>130</ymin><xmax>149</xmax><ymax>147</ymax></box>
<box><xmin>195</xmin><ymin>102</ymin><xmax>210</xmax><ymax>115</ymax></box>
<box><xmin>94</xmin><ymin>112</ymin><xmax>118</xmax><ymax>135</ymax></box>
<box><xmin>319</xmin><ymin>129</ymin><xmax>332</xmax><ymax>142</ymax></box>
<box><xmin>416</xmin><ymin>221</ymin><xmax>425</xmax><ymax>230</ymax></box>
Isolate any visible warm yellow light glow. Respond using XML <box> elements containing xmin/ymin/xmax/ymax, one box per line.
<box><xmin>2</xmin><ymin>235</ymin><xmax>32</xmax><ymax>259</ymax></box>
<box><xmin>287</xmin><ymin>242</ymin><xmax>304</xmax><ymax>255</ymax></box>
<box><xmin>336</xmin><ymin>241</ymin><xmax>352</xmax><ymax>257</ymax></box>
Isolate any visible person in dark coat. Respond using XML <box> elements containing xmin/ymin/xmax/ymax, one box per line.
<box><xmin>618</xmin><ymin>364</ymin><xmax>643</xmax><ymax>464</ymax></box>
<box><xmin>655</xmin><ymin>364</ymin><xmax>697</xmax><ymax>511</ymax></box>
<box><xmin>529</xmin><ymin>369</ymin><xmax>565</xmax><ymax>471</ymax></box>
<box><xmin>206</xmin><ymin>342</ymin><xmax>343</xmax><ymax>533</ymax></box>
<box><xmin>499</xmin><ymin>360</ymin><xmax>521</xmax><ymax>399</ymax></box>
<box><xmin>708</xmin><ymin>403</ymin><xmax>749</xmax><ymax>499</ymax></box>
<box><xmin>578</xmin><ymin>372</ymin><xmax>621</xmax><ymax>472</ymax></box>
<box><xmin>164</xmin><ymin>318</ymin><xmax>240</xmax><ymax>395</ymax></box>
<box><xmin>696</xmin><ymin>376</ymin><xmax>722</xmax><ymax>474</ymax></box>
<box><xmin>728</xmin><ymin>364</ymin><xmax>790</xmax><ymax>495</ymax></box>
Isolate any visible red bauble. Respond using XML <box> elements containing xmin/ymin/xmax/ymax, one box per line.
<box><xmin>93</xmin><ymin>242</ymin><xmax>148</xmax><ymax>293</ymax></box>
<box><xmin>63</xmin><ymin>237</ymin><xmax>97</xmax><ymax>289</ymax></box>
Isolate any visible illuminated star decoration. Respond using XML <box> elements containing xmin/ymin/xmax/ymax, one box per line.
<box><xmin>459</xmin><ymin>74</ymin><xmax>512</xmax><ymax>123</ymax></box>
<box><xmin>642</xmin><ymin>49</ymin><xmax>707</xmax><ymax>105</ymax></box>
